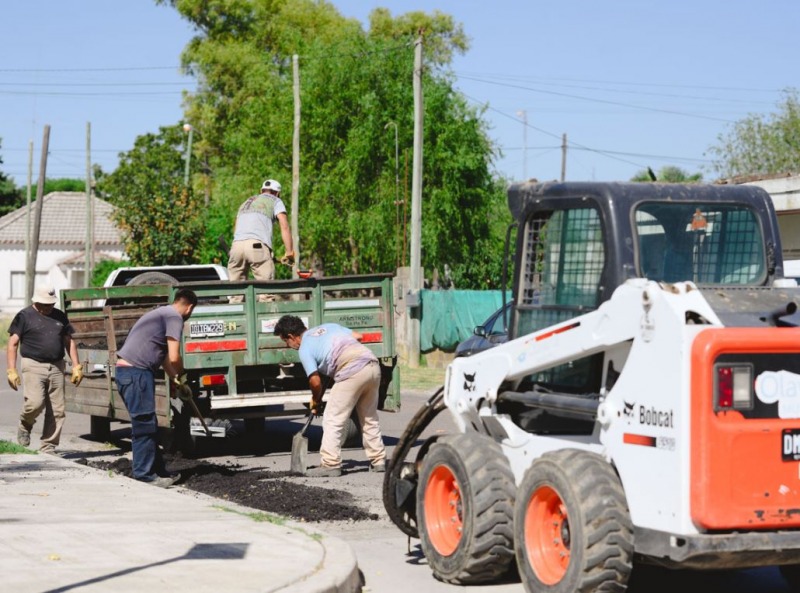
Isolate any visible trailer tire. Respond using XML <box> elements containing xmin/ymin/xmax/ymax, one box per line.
<box><xmin>343</xmin><ymin>412</ymin><xmax>361</xmax><ymax>448</ymax></box>
<box><xmin>127</xmin><ymin>271</ymin><xmax>179</xmax><ymax>286</ymax></box>
<box><xmin>514</xmin><ymin>449</ymin><xmax>633</xmax><ymax>593</ymax></box>
<box><xmin>89</xmin><ymin>416</ymin><xmax>111</xmax><ymax>441</ymax></box>
<box><xmin>417</xmin><ymin>433</ymin><xmax>516</xmax><ymax>584</ymax></box>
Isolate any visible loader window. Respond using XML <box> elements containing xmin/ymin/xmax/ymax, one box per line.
<box><xmin>515</xmin><ymin>206</ymin><xmax>605</xmax><ymax>393</ymax></box>
<box><xmin>517</xmin><ymin>207</ymin><xmax>605</xmax><ymax>332</ymax></box>
<box><xmin>635</xmin><ymin>203</ymin><xmax>765</xmax><ymax>285</ymax></box>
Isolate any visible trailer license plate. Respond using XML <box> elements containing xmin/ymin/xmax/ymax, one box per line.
<box><xmin>782</xmin><ymin>428</ymin><xmax>800</xmax><ymax>461</ymax></box>
<box><xmin>189</xmin><ymin>320</ymin><xmax>225</xmax><ymax>338</ymax></box>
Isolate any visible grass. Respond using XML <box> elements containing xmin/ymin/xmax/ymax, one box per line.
<box><xmin>399</xmin><ymin>364</ymin><xmax>446</xmax><ymax>392</ymax></box>
<box><xmin>0</xmin><ymin>440</ymin><xmax>36</xmax><ymax>454</ymax></box>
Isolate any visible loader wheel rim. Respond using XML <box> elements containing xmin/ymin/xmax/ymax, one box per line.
<box><xmin>424</xmin><ymin>464</ymin><xmax>463</xmax><ymax>556</ymax></box>
<box><xmin>525</xmin><ymin>485</ymin><xmax>570</xmax><ymax>585</ymax></box>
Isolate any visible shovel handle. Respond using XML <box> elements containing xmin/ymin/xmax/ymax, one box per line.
<box><xmin>299</xmin><ymin>413</ymin><xmax>314</xmax><ymax>437</ymax></box>
<box><xmin>186</xmin><ymin>396</ymin><xmax>212</xmax><ymax>437</ymax></box>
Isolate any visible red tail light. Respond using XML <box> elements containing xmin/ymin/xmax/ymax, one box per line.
<box><xmin>714</xmin><ymin>364</ymin><xmax>753</xmax><ymax>411</ymax></box>
<box><xmin>201</xmin><ymin>374</ymin><xmax>227</xmax><ymax>387</ymax></box>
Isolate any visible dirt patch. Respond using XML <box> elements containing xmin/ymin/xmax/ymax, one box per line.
<box><xmin>87</xmin><ymin>454</ymin><xmax>379</xmax><ymax>523</ymax></box>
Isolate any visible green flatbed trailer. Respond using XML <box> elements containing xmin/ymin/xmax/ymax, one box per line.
<box><xmin>61</xmin><ymin>274</ymin><xmax>399</xmax><ymax>446</ymax></box>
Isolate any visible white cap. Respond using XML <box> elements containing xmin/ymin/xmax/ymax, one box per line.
<box><xmin>261</xmin><ymin>179</ymin><xmax>282</xmax><ymax>194</ymax></box>
<box><xmin>33</xmin><ymin>284</ymin><xmax>57</xmax><ymax>305</ymax></box>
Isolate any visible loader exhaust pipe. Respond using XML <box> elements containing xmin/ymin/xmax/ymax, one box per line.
<box><xmin>770</xmin><ymin>301</ymin><xmax>798</xmax><ymax>326</ymax></box>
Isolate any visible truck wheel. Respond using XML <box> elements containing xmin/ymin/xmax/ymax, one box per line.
<box><xmin>127</xmin><ymin>271</ymin><xmax>178</xmax><ymax>286</ymax></box>
<box><xmin>514</xmin><ymin>449</ymin><xmax>633</xmax><ymax>593</ymax></box>
<box><xmin>417</xmin><ymin>433</ymin><xmax>516</xmax><ymax>584</ymax></box>
<box><xmin>89</xmin><ymin>416</ymin><xmax>111</xmax><ymax>441</ymax></box>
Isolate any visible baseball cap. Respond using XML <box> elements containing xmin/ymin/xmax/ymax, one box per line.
<box><xmin>33</xmin><ymin>284</ymin><xmax>58</xmax><ymax>305</ymax></box>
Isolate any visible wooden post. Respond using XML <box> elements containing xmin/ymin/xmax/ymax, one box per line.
<box><xmin>27</xmin><ymin>125</ymin><xmax>50</xmax><ymax>305</ymax></box>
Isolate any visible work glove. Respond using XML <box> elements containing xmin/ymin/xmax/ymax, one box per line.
<box><xmin>172</xmin><ymin>374</ymin><xmax>193</xmax><ymax>402</ymax></box>
<box><xmin>7</xmin><ymin>368</ymin><xmax>20</xmax><ymax>391</ymax></box>
<box><xmin>70</xmin><ymin>365</ymin><xmax>84</xmax><ymax>387</ymax></box>
<box><xmin>280</xmin><ymin>251</ymin><xmax>295</xmax><ymax>266</ymax></box>
<box><xmin>309</xmin><ymin>397</ymin><xmax>323</xmax><ymax>416</ymax></box>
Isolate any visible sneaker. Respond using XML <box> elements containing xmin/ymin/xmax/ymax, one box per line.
<box><xmin>306</xmin><ymin>465</ymin><xmax>342</xmax><ymax>478</ymax></box>
<box><xmin>147</xmin><ymin>475</ymin><xmax>180</xmax><ymax>488</ymax></box>
<box><xmin>17</xmin><ymin>426</ymin><xmax>30</xmax><ymax>447</ymax></box>
<box><xmin>369</xmin><ymin>461</ymin><xmax>386</xmax><ymax>473</ymax></box>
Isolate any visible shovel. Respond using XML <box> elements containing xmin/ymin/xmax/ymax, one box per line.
<box><xmin>290</xmin><ymin>413</ymin><xmax>315</xmax><ymax>475</ymax></box>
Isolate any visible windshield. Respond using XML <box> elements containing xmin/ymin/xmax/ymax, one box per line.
<box><xmin>635</xmin><ymin>202</ymin><xmax>765</xmax><ymax>285</ymax></box>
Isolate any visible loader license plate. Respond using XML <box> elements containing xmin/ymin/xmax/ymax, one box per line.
<box><xmin>189</xmin><ymin>320</ymin><xmax>225</xmax><ymax>338</ymax></box>
<box><xmin>782</xmin><ymin>428</ymin><xmax>800</xmax><ymax>461</ymax></box>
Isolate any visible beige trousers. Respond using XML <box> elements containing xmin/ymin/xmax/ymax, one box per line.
<box><xmin>227</xmin><ymin>239</ymin><xmax>275</xmax><ymax>281</ymax></box>
<box><xmin>320</xmin><ymin>361</ymin><xmax>386</xmax><ymax>468</ymax></box>
<box><xmin>19</xmin><ymin>357</ymin><xmax>66</xmax><ymax>452</ymax></box>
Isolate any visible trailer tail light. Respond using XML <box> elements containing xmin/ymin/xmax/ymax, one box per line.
<box><xmin>201</xmin><ymin>374</ymin><xmax>227</xmax><ymax>387</ymax></box>
<box><xmin>360</xmin><ymin>331</ymin><xmax>382</xmax><ymax>344</ymax></box>
<box><xmin>714</xmin><ymin>364</ymin><xmax>753</xmax><ymax>411</ymax></box>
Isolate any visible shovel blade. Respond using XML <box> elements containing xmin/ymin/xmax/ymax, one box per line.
<box><xmin>290</xmin><ymin>432</ymin><xmax>309</xmax><ymax>475</ymax></box>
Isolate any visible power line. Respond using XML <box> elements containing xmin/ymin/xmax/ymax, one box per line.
<box><xmin>458</xmin><ymin>74</ymin><xmax>736</xmax><ymax>123</ymax></box>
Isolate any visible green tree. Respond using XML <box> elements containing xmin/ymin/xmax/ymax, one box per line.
<box><xmin>96</xmin><ymin>124</ymin><xmax>203</xmax><ymax>266</ymax></box>
<box><xmin>708</xmin><ymin>89</ymin><xmax>800</xmax><ymax>178</ymax></box>
<box><xmin>0</xmin><ymin>140</ymin><xmax>23</xmax><ymax>217</ymax></box>
<box><xmin>631</xmin><ymin>166</ymin><xmax>702</xmax><ymax>183</ymax></box>
<box><xmin>158</xmin><ymin>0</ymin><xmax>507</xmax><ymax>287</ymax></box>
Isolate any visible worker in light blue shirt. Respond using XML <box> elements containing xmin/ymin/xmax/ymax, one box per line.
<box><xmin>274</xmin><ymin>315</ymin><xmax>386</xmax><ymax>477</ymax></box>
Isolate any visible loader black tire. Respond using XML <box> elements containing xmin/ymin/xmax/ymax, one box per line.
<box><xmin>514</xmin><ymin>449</ymin><xmax>633</xmax><ymax>593</ymax></box>
<box><xmin>416</xmin><ymin>432</ymin><xmax>516</xmax><ymax>584</ymax></box>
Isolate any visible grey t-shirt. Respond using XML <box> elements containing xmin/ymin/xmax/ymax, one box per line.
<box><xmin>117</xmin><ymin>306</ymin><xmax>184</xmax><ymax>371</ymax></box>
<box><xmin>232</xmin><ymin>193</ymin><xmax>287</xmax><ymax>248</ymax></box>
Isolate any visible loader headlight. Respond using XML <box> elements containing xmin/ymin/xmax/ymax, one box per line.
<box><xmin>714</xmin><ymin>364</ymin><xmax>753</xmax><ymax>411</ymax></box>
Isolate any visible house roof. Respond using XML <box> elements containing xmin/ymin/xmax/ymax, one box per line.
<box><xmin>0</xmin><ymin>191</ymin><xmax>123</xmax><ymax>247</ymax></box>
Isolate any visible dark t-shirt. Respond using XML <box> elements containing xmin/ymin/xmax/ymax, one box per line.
<box><xmin>8</xmin><ymin>306</ymin><xmax>74</xmax><ymax>363</ymax></box>
<box><xmin>117</xmin><ymin>306</ymin><xmax>184</xmax><ymax>372</ymax></box>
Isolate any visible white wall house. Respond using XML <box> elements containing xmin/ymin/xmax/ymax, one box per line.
<box><xmin>0</xmin><ymin>191</ymin><xmax>125</xmax><ymax>314</ymax></box>
<box><xmin>741</xmin><ymin>174</ymin><xmax>800</xmax><ymax>260</ymax></box>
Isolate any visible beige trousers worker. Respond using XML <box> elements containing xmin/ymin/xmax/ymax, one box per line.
<box><xmin>19</xmin><ymin>357</ymin><xmax>66</xmax><ymax>452</ymax></box>
<box><xmin>320</xmin><ymin>361</ymin><xmax>386</xmax><ymax>469</ymax></box>
<box><xmin>227</xmin><ymin>239</ymin><xmax>275</xmax><ymax>282</ymax></box>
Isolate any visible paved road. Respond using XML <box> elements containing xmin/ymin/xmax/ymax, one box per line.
<box><xmin>0</xmin><ymin>351</ymin><xmax>792</xmax><ymax>593</ymax></box>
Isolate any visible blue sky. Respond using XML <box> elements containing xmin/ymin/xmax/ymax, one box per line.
<box><xmin>1</xmin><ymin>1</ymin><xmax>798</xmax><ymax>186</ymax></box>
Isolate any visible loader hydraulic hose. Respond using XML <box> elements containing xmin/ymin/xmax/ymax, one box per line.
<box><xmin>382</xmin><ymin>387</ymin><xmax>446</xmax><ymax>538</ymax></box>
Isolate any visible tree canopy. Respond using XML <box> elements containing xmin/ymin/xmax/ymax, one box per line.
<box><xmin>708</xmin><ymin>89</ymin><xmax>800</xmax><ymax>179</ymax></box>
<box><xmin>630</xmin><ymin>166</ymin><xmax>702</xmax><ymax>183</ymax></box>
<box><xmin>96</xmin><ymin>124</ymin><xmax>203</xmax><ymax>266</ymax></box>
<box><xmin>0</xmin><ymin>140</ymin><xmax>23</xmax><ymax>217</ymax></box>
<box><xmin>148</xmin><ymin>0</ymin><xmax>508</xmax><ymax>287</ymax></box>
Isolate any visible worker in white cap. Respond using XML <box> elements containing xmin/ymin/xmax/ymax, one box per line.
<box><xmin>6</xmin><ymin>284</ymin><xmax>83</xmax><ymax>454</ymax></box>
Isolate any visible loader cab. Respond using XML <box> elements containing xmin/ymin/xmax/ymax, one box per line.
<box><xmin>506</xmin><ymin>181</ymin><xmax>782</xmax><ymax>395</ymax></box>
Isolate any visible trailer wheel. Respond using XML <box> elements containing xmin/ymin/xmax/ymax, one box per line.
<box><xmin>127</xmin><ymin>271</ymin><xmax>178</xmax><ymax>286</ymax></box>
<box><xmin>343</xmin><ymin>412</ymin><xmax>361</xmax><ymax>448</ymax></box>
<box><xmin>89</xmin><ymin>416</ymin><xmax>111</xmax><ymax>441</ymax></box>
<box><xmin>514</xmin><ymin>449</ymin><xmax>633</xmax><ymax>593</ymax></box>
<box><xmin>417</xmin><ymin>433</ymin><xmax>515</xmax><ymax>584</ymax></box>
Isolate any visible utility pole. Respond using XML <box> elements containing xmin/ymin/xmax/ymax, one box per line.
<box><xmin>516</xmin><ymin>110</ymin><xmax>527</xmax><ymax>179</ymax></box>
<box><xmin>291</xmin><ymin>54</ymin><xmax>301</xmax><ymax>277</ymax></box>
<box><xmin>24</xmin><ymin>140</ymin><xmax>33</xmax><ymax>300</ymax></box>
<box><xmin>85</xmin><ymin>122</ymin><xmax>92</xmax><ymax>287</ymax></box>
<box><xmin>408</xmin><ymin>33</ymin><xmax>424</xmax><ymax>368</ymax></box>
<box><xmin>561</xmin><ymin>133</ymin><xmax>567</xmax><ymax>182</ymax></box>
<box><xmin>27</xmin><ymin>125</ymin><xmax>50</xmax><ymax>305</ymax></box>
<box><xmin>183</xmin><ymin>123</ymin><xmax>193</xmax><ymax>187</ymax></box>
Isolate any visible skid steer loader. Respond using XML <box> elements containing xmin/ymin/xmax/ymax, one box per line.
<box><xmin>384</xmin><ymin>181</ymin><xmax>800</xmax><ymax>592</ymax></box>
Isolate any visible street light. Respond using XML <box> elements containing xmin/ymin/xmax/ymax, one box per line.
<box><xmin>385</xmin><ymin>121</ymin><xmax>400</xmax><ymax>266</ymax></box>
<box><xmin>183</xmin><ymin>123</ymin><xmax>193</xmax><ymax>187</ymax></box>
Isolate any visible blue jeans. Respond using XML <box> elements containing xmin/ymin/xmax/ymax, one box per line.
<box><xmin>114</xmin><ymin>366</ymin><xmax>166</xmax><ymax>481</ymax></box>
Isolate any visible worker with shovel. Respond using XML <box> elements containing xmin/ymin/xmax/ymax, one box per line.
<box><xmin>273</xmin><ymin>315</ymin><xmax>387</xmax><ymax>477</ymax></box>
<box><xmin>115</xmin><ymin>288</ymin><xmax>197</xmax><ymax>488</ymax></box>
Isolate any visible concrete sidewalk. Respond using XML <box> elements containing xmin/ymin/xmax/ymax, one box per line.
<box><xmin>0</xmin><ymin>452</ymin><xmax>361</xmax><ymax>593</ymax></box>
